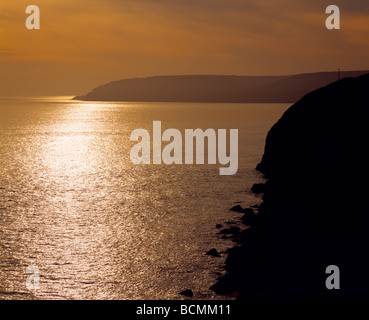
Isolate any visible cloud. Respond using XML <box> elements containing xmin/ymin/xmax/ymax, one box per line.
<box><xmin>0</xmin><ymin>0</ymin><xmax>368</xmax><ymax>96</ymax></box>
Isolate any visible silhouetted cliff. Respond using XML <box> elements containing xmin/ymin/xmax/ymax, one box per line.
<box><xmin>212</xmin><ymin>73</ymin><xmax>369</xmax><ymax>299</ymax></box>
<box><xmin>73</xmin><ymin>71</ymin><xmax>369</xmax><ymax>102</ymax></box>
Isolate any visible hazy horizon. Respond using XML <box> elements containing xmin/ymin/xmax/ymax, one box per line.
<box><xmin>1</xmin><ymin>0</ymin><xmax>369</xmax><ymax>98</ymax></box>
<box><xmin>2</xmin><ymin>69</ymin><xmax>369</xmax><ymax>100</ymax></box>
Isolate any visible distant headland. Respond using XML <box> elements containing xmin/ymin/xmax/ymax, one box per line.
<box><xmin>73</xmin><ymin>71</ymin><xmax>369</xmax><ymax>103</ymax></box>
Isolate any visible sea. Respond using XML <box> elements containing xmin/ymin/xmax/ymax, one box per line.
<box><xmin>0</xmin><ymin>99</ymin><xmax>289</xmax><ymax>299</ymax></box>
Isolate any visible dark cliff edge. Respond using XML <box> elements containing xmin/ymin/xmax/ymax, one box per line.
<box><xmin>73</xmin><ymin>71</ymin><xmax>368</xmax><ymax>103</ymax></box>
<box><xmin>211</xmin><ymin>73</ymin><xmax>369</xmax><ymax>299</ymax></box>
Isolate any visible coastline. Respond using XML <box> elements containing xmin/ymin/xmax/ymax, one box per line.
<box><xmin>210</xmin><ymin>73</ymin><xmax>369</xmax><ymax>300</ymax></box>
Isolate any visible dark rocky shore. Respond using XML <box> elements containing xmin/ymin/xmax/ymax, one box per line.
<box><xmin>211</xmin><ymin>73</ymin><xmax>369</xmax><ymax>299</ymax></box>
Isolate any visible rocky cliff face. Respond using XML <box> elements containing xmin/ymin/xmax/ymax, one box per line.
<box><xmin>212</xmin><ymin>74</ymin><xmax>369</xmax><ymax>299</ymax></box>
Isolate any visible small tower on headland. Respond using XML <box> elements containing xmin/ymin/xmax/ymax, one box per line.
<box><xmin>338</xmin><ymin>68</ymin><xmax>341</xmax><ymax>80</ymax></box>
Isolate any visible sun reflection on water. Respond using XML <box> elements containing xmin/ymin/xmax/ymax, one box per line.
<box><xmin>0</xmin><ymin>100</ymin><xmax>287</xmax><ymax>299</ymax></box>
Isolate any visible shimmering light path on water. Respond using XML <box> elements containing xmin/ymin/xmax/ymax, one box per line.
<box><xmin>0</xmin><ymin>100</ymin><xmax>288</xmax><ymax>299</ymax></box>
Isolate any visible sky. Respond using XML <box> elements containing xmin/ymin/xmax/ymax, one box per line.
<box><xmin>0</xmin><ymin>0</ymin><xmax>368</xmax><ymax>97</ymax></box>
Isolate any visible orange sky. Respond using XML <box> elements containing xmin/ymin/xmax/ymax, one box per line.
<box><xmin>1</xmin><ymin>0</ymin><xmax>368</xmax><ymax>97</ymax></box>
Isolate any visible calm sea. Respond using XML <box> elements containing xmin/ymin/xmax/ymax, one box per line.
<box><xmin>0</xmin><ymin>99</ymin><xmax>288</xmax><ymax>299</ymax></box>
